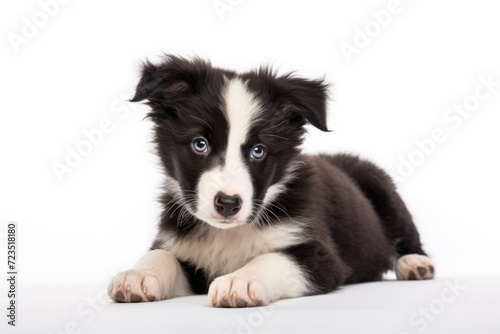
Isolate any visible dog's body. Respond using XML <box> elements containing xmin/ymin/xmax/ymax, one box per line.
<box><xmin>108</xmin><ymin>56</ymin><xmax>434</xmax><ymax>307</ymax></box>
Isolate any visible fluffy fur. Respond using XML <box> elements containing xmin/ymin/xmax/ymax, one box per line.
<box><xmin>108</xmin><ymin>55</ymin><xmax>434</xmax><ymax>307</ymax></box>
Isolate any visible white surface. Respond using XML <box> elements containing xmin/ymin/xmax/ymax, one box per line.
<box><xmin>5</xmin><ymin>278</ymin><xmax>499</xmax><ymax>334</ymax></box>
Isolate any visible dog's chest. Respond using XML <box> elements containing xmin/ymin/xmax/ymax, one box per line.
<box><xmin>160</xmin><ymin>224</ymin><xmax>305</xmax><ymax>278</ymax></box>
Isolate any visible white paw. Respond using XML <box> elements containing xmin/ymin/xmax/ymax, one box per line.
<box><xmin>396</xmin><ymin>254</ymin><xmax>435</xmax><ymax>280</ymax></box>
<box><xmin>108</xmin><ymin>269</ymin><xmax>162</xmax><ymax>303</ymax></box>
<box><xmin>208</xmin><ymin>273</ymin><xmax>269</xmax><ymax>308</ymax></box>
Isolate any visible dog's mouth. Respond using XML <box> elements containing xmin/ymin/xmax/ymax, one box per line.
<box><xmin>199</xmin><ymin>216</ymin><xmax>247</xmax><ymax>229</ymax></box>
<box><xmin>190</xmin><ymin>188</ymin><xmax>255</xmax><ymax>229</ymax></box>
<box><xmin>194</xmin><ymin>204</ymin><xmax>269</xmax><ymax>230</ymax></box>
<box><xmin>190</xmin><ymin>206</ymin><xmax>256</xmax><ymax>229</ymax></box>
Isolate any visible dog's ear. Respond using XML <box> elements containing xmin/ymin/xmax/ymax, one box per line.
<box><xmin>130</xmin><ymin>55</ymin><xmax>209</xmax><ymax>109</ymax></box>
<box><xmin>276</xmin><ymin>74</ymin><xmax>330</xmax><ymax>132</ymax></box>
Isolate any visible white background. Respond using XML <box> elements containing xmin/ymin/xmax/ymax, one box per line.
<box><xmin>1</xmin><ymin>0</ymin><xmax>499</xmax><ymax>288</ymax></box>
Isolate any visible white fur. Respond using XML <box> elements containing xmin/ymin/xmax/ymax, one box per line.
<box><xmin>195</xmin><ymin>78</ymin><xmax>262</xmax><ymax>229</ymax></box>
<box><xmin>108</xmin><ymin>249</ymin><xmax>191</xmax><ymax>302</ymax></box>
<box><xmin>208</xmin><ymin>252</ymin><xmax>310</xmax><ymax>307</ymax></box>
<box><xmin>164</xmin><ymin>175</ymin><xmax>182</xmax><ymax>198</ymax></box>
<box><xmin>263</xmin><ymin>161</ymin><xmax>305</xmax><ymax>206</ymax></box>
<box><xmin>395</xmin><ymin>254</ymin><xmax>435</xmax><ymax>280</ymax></box>
<box><xmin>158</xmin><ymin>221</ymin><xmax>308</xmax><ymax>278</ymax></box>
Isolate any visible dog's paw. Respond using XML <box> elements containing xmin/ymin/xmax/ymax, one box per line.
<box><xmin>396</xmin><ymin>254</ymin><xmax>435</xmax><ymax>280</ymax></box>
<box><xmin>108</xmin><ymin>269</ymin><xmax>162</xmax><ymax>303</ymax></box>
<box><xmin>208</xmin><ymin>273</ymin><xmax>269</xmax><ymax>308</ymax></box>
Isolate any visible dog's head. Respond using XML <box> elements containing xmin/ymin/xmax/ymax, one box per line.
<box><xmin>131</xmin><ymin>55</ymin><xmax>329</xmax><ymax>229</ymax></box>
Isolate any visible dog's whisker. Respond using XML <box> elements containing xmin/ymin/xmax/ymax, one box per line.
<box><xmin>260</xmin><ymin>133</ymin><xmax>288</xmax><ymax>140</ymax></box>
<box><xmin>189</xmin><ymin>115</ymin><xmax>213</xmax><ymax>132</ymax></box>
<box><xmin>261</xmin><ymin>119</ymin><xmax>288</xmax><ymax>132</ymax></box>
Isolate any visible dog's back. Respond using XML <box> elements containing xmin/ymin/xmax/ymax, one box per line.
<box><xmin>306</xmin><ymin>153</ymin><xmax>431</xmax><ymax>282</ymax></box>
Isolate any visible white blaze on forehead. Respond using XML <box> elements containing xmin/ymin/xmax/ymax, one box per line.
<box><xmin>195</xmin><ymin>78</ymin><xmax>262</xmax><ymax>229</ymax></box>
<box><xmin>224</xmin><ymin>78</ymin><xmax>262</xmax><ymax>168</ymax></box>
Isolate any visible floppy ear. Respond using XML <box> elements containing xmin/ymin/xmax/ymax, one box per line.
<box><xmin>130</xmin><ymin>55</ymin><xmax>210</xmax><ymax>110</ymax></box>
<box><xmin>276</xmin><ymin>74</ymin><xmax>330</xmax><ymax>132</ymax></box>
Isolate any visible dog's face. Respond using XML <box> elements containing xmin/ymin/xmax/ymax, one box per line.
<box><xmin>131</xmin><ymin>56</ymin><xmax>329</xmax><ymax>229</ymax></box>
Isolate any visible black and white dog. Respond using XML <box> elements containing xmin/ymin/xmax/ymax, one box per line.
<box><xmin>108</xmin><ymin>55</ymin><xmax>434</xmax><ymax>307</ymax></box>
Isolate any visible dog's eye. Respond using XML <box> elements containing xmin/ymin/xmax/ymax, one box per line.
<box><xmin>192</xmin><ymin>138</ymin><xmax>208</xmax><ymax>153</ymax></box>
<box><xmin>250</xmin><ymin>145</ymin><xmax>266</xmax><ymax>159</ymax></box>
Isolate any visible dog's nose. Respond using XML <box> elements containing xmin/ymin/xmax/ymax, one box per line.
<box><xmin>214</xmin><ymin>192</ymin><xmax>242</xmax><ymax>218</ymax></box>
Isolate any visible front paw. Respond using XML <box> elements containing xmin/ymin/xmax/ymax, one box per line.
<box><xmin>108</xmin><ymin>269</ymin><xmax>162</xmax><ymax>303</ymax></box>
<box><xmin>208</xmin><ymin>273</ymin><xmax>269</xmax><ymax>308</ymax></box>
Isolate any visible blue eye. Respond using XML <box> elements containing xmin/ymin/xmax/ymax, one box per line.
<box><xmin>251</xmin><ymin>145</ymin><xmax>266</xmax><ymax>159</ymax></box>
<box><xmin>192</xmin><ymin>138</ymin><xmax>208</xmax><ymax>153</ymax></box>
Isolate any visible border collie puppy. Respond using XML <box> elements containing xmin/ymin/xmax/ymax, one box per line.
<box><xmin>108</xmin><ymin>55</ymin><xmax>434</xmax><ymax>307</ymax></box>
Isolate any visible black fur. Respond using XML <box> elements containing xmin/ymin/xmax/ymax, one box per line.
<box><xmin>132</xmin><ymin>55</ymin><xmax>428</xmax><ymax>295</ymax></box>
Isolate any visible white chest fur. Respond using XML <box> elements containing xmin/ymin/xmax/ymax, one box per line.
<box><xmin>158</xmin><ymin>223</ymin><xmax>306</xmax><ymax>278</ymax></box>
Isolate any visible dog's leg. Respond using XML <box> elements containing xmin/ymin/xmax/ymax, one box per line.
<box><xmin>208</xmin><ymin>252</ymin><xmax>309</xmax><ymax>307</ymax></box>
<box><xmin>108</xmin><ymin>249</ymin><xmax>191</xmax><ymax>302</ymax></box>
<box><xmin>328</xmin><ymin>155</ymin><xmax>436</xmax><ymax>280</ymax></box>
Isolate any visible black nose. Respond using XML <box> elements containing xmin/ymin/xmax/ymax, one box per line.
<box><xmin>214</xmin><ymin>192</ymin><xmax>242</xmax><ymax>218</ymax></box>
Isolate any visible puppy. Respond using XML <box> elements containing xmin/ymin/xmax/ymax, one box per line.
<box><xmin>108</xmin><ymin>55</ymin><xmax>434</xmax><ymax>307</ymax></box>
